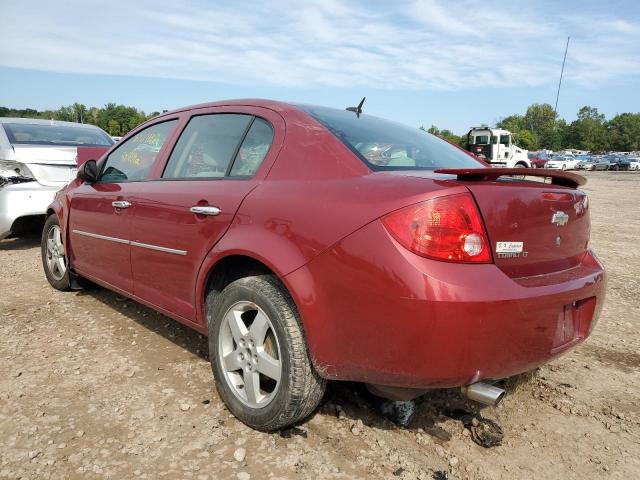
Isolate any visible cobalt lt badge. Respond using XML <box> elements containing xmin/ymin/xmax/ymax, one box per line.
<box><xmin>551</xmin><ymin>211</ymin><xmax>569</xmax><ymax>226</ymax></box>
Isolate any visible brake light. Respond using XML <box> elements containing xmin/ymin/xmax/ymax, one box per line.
<box><xmin>382</xmin><ymin>193</ymin><xmax>492</xmax><ymax>263</ymax></box>
<box><xmin>541</xmin><ymin>192</ymin><xmax>573</xmax><ymax>202</ymax></box>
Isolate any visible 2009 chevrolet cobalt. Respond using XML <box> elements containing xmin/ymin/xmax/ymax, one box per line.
<box><xmin>42</xmin><ymin>100</ymin><xmax>606</xmax><ymax>430</ymax></box>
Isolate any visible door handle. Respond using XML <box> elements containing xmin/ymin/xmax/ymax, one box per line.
<box><xmin>190</xmin><ymin>205</ymin><xmax>221</xmax><ymax>216</ymax></box>
<box><xmin>112</xmin><ymin>200</ymin><xmax>131</xmax><ymax>209</ymax></box>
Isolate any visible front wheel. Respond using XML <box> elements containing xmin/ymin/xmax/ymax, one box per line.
<box><xmin>41</xmin><ymin>214</ymin><xmax>71</xmax><ymax>291</ymax></box>
<box><xmin>207</xmin><ymin>275</ymin><xmax>326</xmax><ymax>431</ymax></box>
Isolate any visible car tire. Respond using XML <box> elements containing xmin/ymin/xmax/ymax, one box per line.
<box><xmin>41</xmin><ymin>214</ymin><xmax>71</xmax><ymax>291</ymax></box>
<box><xmin>207</xmin><ymin>275</ymin><xmax>326</xmax><ymax>431</ymax></box>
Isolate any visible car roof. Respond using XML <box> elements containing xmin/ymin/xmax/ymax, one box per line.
<box><xmin>153</xmin><ymin>99</ymin><xmax>301</xmax><ymax>121</ymax></box>
<box><xmin>0</xmin><ymin>117</ymin><xmax>106</xmax><ymax>131</ymax></box>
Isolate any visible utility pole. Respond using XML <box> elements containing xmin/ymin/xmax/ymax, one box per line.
<box><xmin>554</xmin><ymin>36</ymin><xmax>570</xmax><ymax>118</ymax></box>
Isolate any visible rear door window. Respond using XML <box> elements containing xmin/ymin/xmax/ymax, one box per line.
<box><xmin>163</xmin><ymin>114</ymin><xmax>252</xmax><ymax>179</ymax></box>
<box><xmin>99</xmin><ymin>120</ymin><xmax>177</xmax><ymax>183</ymax></box>
<box><xmin>229</xmin><ymin>118</ymin><xmax>274</xmax><ymax>177</ymax></box>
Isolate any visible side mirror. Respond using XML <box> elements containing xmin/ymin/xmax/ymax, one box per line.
<box><xmin>77</xmin><ymin>159</ymin><xmax>98</xmax><ymax>183</ymax></box>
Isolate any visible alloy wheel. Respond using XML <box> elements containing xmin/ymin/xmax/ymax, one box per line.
<box><xmin>218</xmin><ymin>301</ymin><xmax>282</xmax><ymax>408</ymax></box>
<box><xmin>45</xmin><ymin>225</ymin><xmax>67</xmax><ymax>281</ymax></box>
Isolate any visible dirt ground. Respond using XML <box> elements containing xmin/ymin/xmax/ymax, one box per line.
<box><xmin>1</xmin><ymin>171</ymin><xmax>639</xmax><ymax>480</ymax></box>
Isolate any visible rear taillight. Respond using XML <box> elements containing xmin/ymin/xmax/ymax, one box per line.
<box><xmin>381</xmin><ymin>193</ymin><xmax>492</xmax><ymax>263</ymax></box>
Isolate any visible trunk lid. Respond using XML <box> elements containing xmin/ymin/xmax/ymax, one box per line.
<box><xmin>462</xmin><ymin>180</ymin><xmax>589</xmax><ymax>278</ymax></box>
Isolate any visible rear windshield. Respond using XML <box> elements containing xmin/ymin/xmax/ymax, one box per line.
<box><xmin>3</xmin><ymin>123</ymin><xmax>114</xmax><ymax>147</ymax></box>
<box><xmin>298</xmin><ymin>105</ymin><xmax>481</xmax><ymax>170</ymax></box>
<box><xmin>471</xmin><ymin>135</ymin><xmax>490</xmax><ymax>145</ymax></box>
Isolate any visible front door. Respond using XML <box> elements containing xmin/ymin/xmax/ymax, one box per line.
<box><xmin>68</xmin><ymin>182</ymin><xmax>135</xmax><ymax>292</ymax></box>
<box><xmin>130</xmin><ymin>111</ymin><xmax>278</xmax><ymax>321</ymax></box>
<box><xmin>498</xmin><ymin>134</ymin><xmax>511</xmax><ymax>162</ymax></box>
<box><xmin>68</xmin><ymin>119</ymin><xmax>179</xmax><ymax>293</ymax></box>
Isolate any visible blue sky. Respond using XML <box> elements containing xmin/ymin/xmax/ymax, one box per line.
<box><xmin>1</xmin><ymin>0</ymin><xmax>639</xmax><ymax>134</ymax></box>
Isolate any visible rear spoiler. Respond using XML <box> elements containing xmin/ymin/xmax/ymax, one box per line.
<box><xmin>76</xmin><ymin>146</ymin><xmax>111</xmax><ymax>167</ymax></box>
<box><xmin>434</xmin><ymin>168</ymin><xmax>586</xmax><ymax>189</ymax></box>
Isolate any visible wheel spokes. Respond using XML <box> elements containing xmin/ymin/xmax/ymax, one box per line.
<box><xmin>56</xmin><ymin>257</ymin><xmax>66</xmax><ymax>274</ymax></box>
<box><xmin>243</xmin><ymin>370</ymin><xmax>261</xmax><ymax>404</ymax></box>
<box><xmin>54</xmin><ymin>227</ymin><xmax>63</xmax><ymax>249</ymax></box>
<box><xmin>222</xmin><ymin>349</ymin><xmax>245</xmax><ymax>372</ymax></box>
<box><xmin>256</xmin><ymin>350</ymin><xmax>280</xmax><ymax>382</ymax></box>
<box><xmin>227</xmin><ymin>310</ymin><xmax>249</xmax><ymax>343</ymax></box>
<box><xmin>219</xmin><ymin>302</ymin><xmax>282</xmax><ymax>408</ymax></box>
<box><xmin>249</xmin><ymin>311</ymin><xmax>270</xmax><ymax>345</ymax></box>
<box><xmin>47</xmin><ymin>255</ymin><xmax>56</xmax><ymax>273</ymax></box>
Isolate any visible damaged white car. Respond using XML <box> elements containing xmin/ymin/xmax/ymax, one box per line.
<box><xmin>0</xmin><ymin>118</ymin><xmax>113</xmax><ymax>239</ymax></box>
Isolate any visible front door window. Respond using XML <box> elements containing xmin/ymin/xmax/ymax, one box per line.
<box><xmin>99</xmin><ymin>120</ymin><xmax>177</xmax><ymax>182</ymax></box>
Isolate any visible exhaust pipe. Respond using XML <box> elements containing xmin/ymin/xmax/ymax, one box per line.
<box><xmin>461</xmin><ymin>382</ymin><xmax>505</xmax><ymax>406</ymax></box>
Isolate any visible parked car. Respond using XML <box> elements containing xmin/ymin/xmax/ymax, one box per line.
<box><xmin>529</xmin><ymin>151</ymin><xmax>550</xmax><ymax>168</ymax></box>
<box><xmin>576</xmin><ymin>157</ymin><xmax>609</xmax><ymax>171</ymax></box>
<box><xmin>41</xmin><ymin>100</ymin><xmax>606</xmax><ymax>431</ymax></box>
<box><xmin>545</xmin><ymin>154</ymin><xmax>580</xmax><ymax>170</ymax></box>
<box><xmin>606</xmin><ymin>155</ymin><xmax>631</xmax><ymax>171</ymax></box>
<box><xmin>629</xmin><ymin>157</ymin><xmax>640</xmax><ymax>170</ymax></box>
<box><xmin>0</xmin><ymin>118</ymin><xmax>114</xmax><ymax>239</ymax></box>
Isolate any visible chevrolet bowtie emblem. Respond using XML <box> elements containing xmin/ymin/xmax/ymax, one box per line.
<box><xmin>551</xmin><ymin>211</ymin><xmax>569</xmax><ymax>226</ymax></box>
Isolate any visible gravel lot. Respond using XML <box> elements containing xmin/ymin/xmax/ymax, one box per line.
<box><xmin>1</xmin><ymin>171</ymin><xmax>639</xmax><ymax>480</ymax></box>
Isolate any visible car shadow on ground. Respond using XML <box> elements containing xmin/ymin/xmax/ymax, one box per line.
<box><xmin>0</xmin><ymin>233</ymin><xmax>41</xmax><ymax>251</ymax></box>
<box><xmin>79</xmin><ymin>286</ymin><xmax>503</xmax><ymax>444</ymax></box>
<box><xmin>78</xmin><ymin>287</ymin><xmax>209</xmax><ymax>361</ymax></box>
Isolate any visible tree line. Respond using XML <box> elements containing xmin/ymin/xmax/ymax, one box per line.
<box><xmin>423</xmin><ymin>103</ymin><xmax>640</xmax><ymax>152</ymax></box>
<box><xmin>3</xmin><ymin>101</ymin><xmax>639</xmax><ymax>152</ymax></box>
<box><xmin>0</xmin><ymin>103</ymin><xmax>160</xmax><ymax>136</ymax></box>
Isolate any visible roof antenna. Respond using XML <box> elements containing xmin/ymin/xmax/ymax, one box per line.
<box><xmin>346</xmin><ymin>97</ymin><xmax>366</xmax><ymax>118</ymax></box>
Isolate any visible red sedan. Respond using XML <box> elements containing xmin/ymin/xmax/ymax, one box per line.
<box><xmin>530</xmin><ymin>151</ymin><xmax>550</xmax><ymax>168</ymax></box>
<box><xmin>42</xmin><ymin>100</ymin><xmax>606</xmax><ymax>430</ymax></box>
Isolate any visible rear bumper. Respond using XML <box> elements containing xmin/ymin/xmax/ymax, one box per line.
<box><xmin>0</xmin><ymin>182</ymin><xmax>59</xmax><ymax>239</ymax></box>
<box><xmin>286</xmin><ymin>220</ymin><xmax>606</xmax><ymax>388</ymax></box>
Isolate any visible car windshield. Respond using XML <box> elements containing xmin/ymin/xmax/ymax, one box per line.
<box><xmin>298</xmin><ymin>105</ymin><xmax>481</xmax><ymax>171</ymax></box>
<box><xmin>3</xmin><ymin>123</ymin><xmax>114</xmax><ymax>147</ymax></box>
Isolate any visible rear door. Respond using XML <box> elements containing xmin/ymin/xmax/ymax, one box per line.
<box><xmin>68</xmin><ymin>119</ymin><xmax>178</xmax><ymax>292</ymax></box>
<box><xmin>130</xmin><ymin>107</ymin><xmax>282</xmax><ymax>321</ymax></box>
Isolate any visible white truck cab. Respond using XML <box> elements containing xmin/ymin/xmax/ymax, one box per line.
<box><xmin>466</xmin><ymin>127</ymin><xmax>530</xmax><ymax>168</ymax></box>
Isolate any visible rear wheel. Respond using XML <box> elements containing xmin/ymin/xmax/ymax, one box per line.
<box><xmin>41</xmin><ymin>215</ymin><xmax>71</xmax><ymax>291</ymax></box>
<box><xmin>207</xmin><ymin>275</ymin><xmax>326</xmax><ymax>431</ymax></box>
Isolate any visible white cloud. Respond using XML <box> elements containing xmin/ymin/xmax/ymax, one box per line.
<box><xmin>0</xmin><ymin>0</ymin><xmax>638</xmax><ymax>91</ymax></box>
